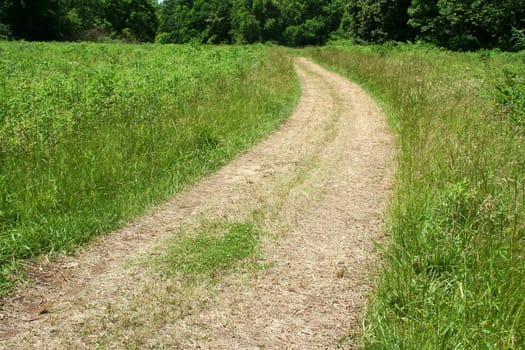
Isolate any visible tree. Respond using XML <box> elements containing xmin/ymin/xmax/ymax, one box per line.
<box><xmin>3</xmin><ymin>0</ymin><xmax>71</xmax><ymax>40</ymax></box>
<box><xmin>158</xmin><ymin>0</ymin><xmax>232</xmax><ymax>44</ymax></box>
<box><xmin>63</xmin><ymin>0</ymin><xmax>109</xmax><ymax>40</ymax></box>
<box><xmin>279</xmin><ymin>0</ymin><xmax>344</xmax><ymax>46</ymax></box>
<box><xmin>0</xmin><ymin>0</ymin><xmax>12</xmax><ymax>39</ymax></box>
<box><xmin>408</xmin><ymin>0</ymin><xmax>525</xmax><ymax>51</ymax></box>
<box><xmin>0</xmin><ymin>0</ymin><xmax>158</xmax><ymax>42</ymax></box>
<box><xmin>158</xmin><ymin>0</ymin><xmax>346</xmax><ymax>46</ymax></box>
<box><xmin>230</xmin><ymin>0</ymin><xmax>282</xmax><ymax>43</ymax></box>
<box><xmin>407</xmin><ymin>0</ymin><xmax>439</xmax><ymax>42</ymax></box>
<box><xmin>347</xmin><ymin>0</ymin><xmax>412</xmax><ymax>43</ymax></box>
<box><xmin>1</xmin><ymin>0</ymin><xmax>521</xmax><ymax>50</ymax></box>
<box><xmin>104</xmin><ymin>0</ymin><xmax>158</xmax><ymax>42</ymax></box>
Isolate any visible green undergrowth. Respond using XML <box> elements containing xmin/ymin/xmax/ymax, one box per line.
<box><xmin>158</xmin><ymin>221</ymin><xmax>261</xmax><ymax>283</ymax></box>
<box><xmin>0</xmin><ymin>42</ymin><xmax>299</xmax><ymax>295</ymax></box>
<box><xmin>305</xmin><ymin>43</ymin><xmax>525</xmax><ymax>348</ymax></box>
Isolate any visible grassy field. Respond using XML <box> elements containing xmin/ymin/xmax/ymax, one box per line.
<box><xmin>306</xmin><ymin>43</ymin><xmax>525</xmax><ymax>348</ymax></box>
<box><xmin>0</xmin><ymin>42</ymin><xmax>299</xmax><ymax>294</ymax></box>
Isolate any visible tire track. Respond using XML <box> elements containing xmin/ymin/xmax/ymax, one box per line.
<box><xmin>0</xmin><ymin>58</ymin><xmax>394</xmax><ymax>349</ymax></box>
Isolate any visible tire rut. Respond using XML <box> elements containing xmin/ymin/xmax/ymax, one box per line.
<box><xmin>0</xmin><ymin>58</ymin><xmax>394</xmax><ymax>349</ymax></box>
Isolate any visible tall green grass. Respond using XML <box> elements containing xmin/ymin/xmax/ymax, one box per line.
<box><xmin>0</xmin><ymin>42</ymin><xmax>299</xmax><ymax>294</ymax></box>
<box><xmin>306</xmin><ymin>43</ymin><xmax>525</xmax><ymax>348</ymax></box>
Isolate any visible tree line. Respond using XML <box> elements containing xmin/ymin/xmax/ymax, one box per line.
<box><xmin>0</xmin><ymin>0</ymin><xmax>159</xmax><ymax>42</ymax></box>
<box><xmin>1</xmin><ymin>0</ymin><xmax>524</xmax><ymax>51</ymax></box>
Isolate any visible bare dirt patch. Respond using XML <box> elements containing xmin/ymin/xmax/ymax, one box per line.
<box><xmin>0</xmin><ymin>58</ymin><xmax>393</xmax><ymax>349</ymax></box>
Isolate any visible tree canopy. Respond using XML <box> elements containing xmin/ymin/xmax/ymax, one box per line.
<box><xmin>0</xmin><ymin>0</ymin><xmax>158</xmax><ymax>42</ymax></box>
<box><xmin>0</xmin><ymin>0</ymin><xmax>524</xmax><ymax>50</ymax></box>
<box><xmin>408</xmin><ymin>0</ymin><xmax>525</xmax><ymax>51</ymax></box>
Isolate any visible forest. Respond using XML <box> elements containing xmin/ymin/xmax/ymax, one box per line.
<box><xmin>0</xmin><ymin>0</ymin><xmax>524</xmax><ymax>51</ymax></box>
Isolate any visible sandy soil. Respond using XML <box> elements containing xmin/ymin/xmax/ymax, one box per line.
<box><xmin>0</xmin><ymin>58</ymin><xmax>394</xmax><ymax>349</ymax></box>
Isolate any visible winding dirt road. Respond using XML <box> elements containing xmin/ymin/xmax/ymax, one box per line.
<box><xmin>0</xmin><ymin>58</ymin><xmax>393</xmax><ymax>349</ymax></box>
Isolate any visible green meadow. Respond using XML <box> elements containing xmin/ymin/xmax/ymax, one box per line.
<box><xmin>0</xmin><ymin>42</ymin><xmax>299</xmax><ymax>294</ymax></box>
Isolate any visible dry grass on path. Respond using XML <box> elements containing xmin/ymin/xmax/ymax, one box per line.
<box><xmin>0</xmin><ymin>58</ymin><xmax>393</xmax><ymax>349</ymax></box>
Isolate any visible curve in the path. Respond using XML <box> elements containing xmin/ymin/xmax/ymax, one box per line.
<box><xmin>0</xmin><ymin>58</ymin><xmax>394</xmax><ymax>349</ymax></box>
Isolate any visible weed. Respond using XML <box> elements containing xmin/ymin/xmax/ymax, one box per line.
<box><xmin>159</xmin><ymin>222</ymin><xmax>260</xmax><ymax>282</ymax></box>
<box><xmin>495</xmin><ymin>69</ymin><xmax>525</xmax><ymax>129</ymax></box>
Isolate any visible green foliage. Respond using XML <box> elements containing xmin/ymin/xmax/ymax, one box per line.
<box><xmin>408</xmin><ymin>0</ymin><xmax>525</xmax><ymax>51</ymax></box>
<box><xmin>407</xmin><ymin>0</ymin><xmax>440</xmax><ymax>43</ymax></box>
<box><xmin>511</xmin><ymin>28</ymin><xmax>525</xmax><ymax>51</ymax></box>
<box><xmin>64</xmin><ymin>0</ymin><xmax>109</xmax><ymax>39</ymax></box>
<box><xmin>155</xmin><ymin>31</ymin><xmax>172</xmax><ymax>44</ymax></box>
<box><xmin>105</xmin><ymin>0</ymin><xmax>159</xmax><ymax>42</ymax></box>
<box><xmin>1</xmin><ymin>0</ymin><xmax>524</xmax><ymax>50</ymax></box>
<box><xmin>158</xmin><ymin>0</ymin><xmax>344</xmax><ymax>46</ymax></box>
<box><xmin>495</xmin><ymin>68</ymin><xmax>525</xmax><ymax>129</ymax></box>
<box><xmin>342</xmin><ymin>0</ymin><xmax>525</xmax><ymax>51</ymax></box>
<box><xmin>279</xmin><ymin>0</ymin><xmax>344</xmax><ymax>46</ymax></box>
<box><xmin>2</xmin><ymin>0</ymin><xmax>71</xmax><ymax>41</ymax></box>
<box><xmin>0</xmin><ymin>1</ymin><xmax>11</xmax><ymax>40</ymax></box>
<box><xmin>347</xmin><ymin>0</ymin><xmax>412</xmax><ymax>43</ymax></box>
<box><xmin>160</xmin><ymin>222</ymin><xmax>259</xmax><ymax>280</ymax></box>
<box><xmin>158</xmin><ymin>0</ymin><xmax>233</xmax><ymax>44</ymax></box>
<box><xmin>230</xmin><ymin>0</ymin><xmax>282</xmax><ymax>44</ymax></box>
<box><xmin>307</xmin><ymin>44</ymin><xmax>525</xmax><ymax>348</ymax></box>
<box><xmin>0</xmin><ymin>42</ymin><xmax>299</xmax><ymax>294</ymax></box>
<box><xmin>0</xmin><ymin>23</ymin><xmax>11</xmax><ymax>40</ymax></box>
<box><xmin>0</xmin><ymin>0</ymin><xmax>158</xmax><ymax>42</ymax></box>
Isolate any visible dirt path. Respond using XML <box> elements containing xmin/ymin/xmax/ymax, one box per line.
<box><xmin>0</xmin><ymin>58</ymin><xmax>393</xmax><ymax>349</ymax></box>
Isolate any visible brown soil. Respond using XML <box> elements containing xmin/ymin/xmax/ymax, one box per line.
<box><xmin>0</xmin><ymin>58</ymin><xmax>394</xmax><ymax>349</ymax></box>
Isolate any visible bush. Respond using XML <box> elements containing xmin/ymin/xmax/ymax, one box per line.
<box><xmin>495</xmin><ymin>68</ymin><xmax>525</xmax><ymax>129</ymax></box>
<box><xmin>155</xmin><ymin>32</ymin><xmax>172</xmax><ymax>44</ymax></box>
<box><xmin>511</xmin><ymin>27</ymin><xmax>525</xmax><ymax>52</ymax></box>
